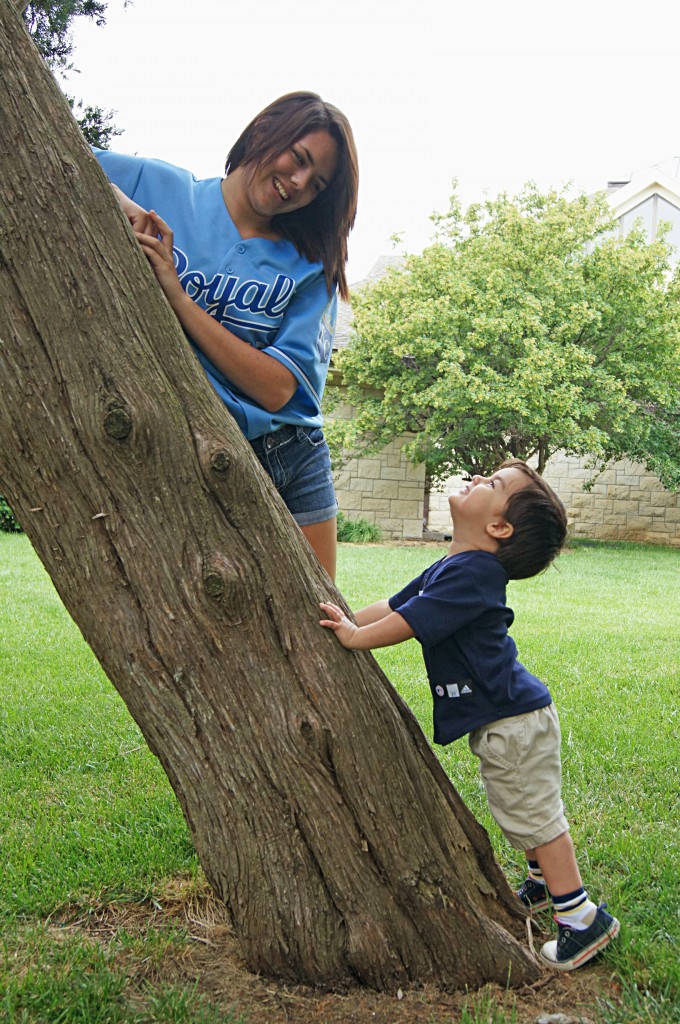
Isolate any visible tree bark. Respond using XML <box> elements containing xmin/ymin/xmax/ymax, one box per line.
<box><xmin>0</xmin><ymin>0</ymin><xmax>540</xmax><ymax>991</ymax></box>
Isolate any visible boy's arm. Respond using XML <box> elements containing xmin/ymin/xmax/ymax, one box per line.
<box><xmin>354</xmin><ymin>600</ymin><xmax>392</xmax><ymax>626</ymax></box>
<box><xmin>319</xmin><ymin>602</ymin><xmax>414</xmax><ymax>651</ymax></box>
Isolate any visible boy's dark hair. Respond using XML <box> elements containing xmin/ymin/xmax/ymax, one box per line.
<box><xmin>494</xmin><ymin>460</ymin><xmax>568</xmax><ymax>580</ymax></box>
<box><xmin>225</xmin><ymin>91</ymin><xmax>359</xmax><ymax>301</ymax></box>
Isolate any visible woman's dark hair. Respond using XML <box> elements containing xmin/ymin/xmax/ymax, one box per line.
<box><xmin>225</xmin><ymin>91</ymin><xmax>359</xmax><ymax>301</ymax></box>
<box><xmin>494</xmin><ymin>460</ymin><xmax>568</xmax><ymax>580</ymax></box>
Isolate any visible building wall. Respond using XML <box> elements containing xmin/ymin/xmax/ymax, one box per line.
<box><xmin>542</xmin><ymin>453</ymin><xmax>680</xmax><ymax>547</ymax></box>
<box><xmin>327</xmin><ymin>374</ymin><xmax>679</xmax><ymax>547</ymax></box>
<box><xmin>328</xmin><ymin>398</ymin><xmax>425</xmax><ymax>540</ymax></box>
<box><xmin>427</xmin><ymin>474</ymin><xmax>463</xmax><ymax>537</ymax></box>
<box><xmin>427</xmin><ymin>454</ymin><xmax>680</xmax><ymax>547</ymax></box>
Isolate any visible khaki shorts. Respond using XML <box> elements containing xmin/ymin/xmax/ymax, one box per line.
<box><xmin>468</xmin><ymin>704</ymin><xmax>569</xmax><ymax>850</ymax></box>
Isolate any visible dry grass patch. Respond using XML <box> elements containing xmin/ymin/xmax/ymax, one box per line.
<box><xmin>48</xmin><ymin>876</ymin><xmax>623</xmax><ymax>1024</ymax></box>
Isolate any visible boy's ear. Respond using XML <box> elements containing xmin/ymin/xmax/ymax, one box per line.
<box><xmin>486</xmin><ymin>518</ymin><xmax>514</xmax><ymax>540</ymax></box>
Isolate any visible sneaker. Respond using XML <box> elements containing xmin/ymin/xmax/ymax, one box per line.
<box><xmin>539</xmin><ymin>903</ymin><xmax>620</xmax><ymax>971</ymax></box>
<box><xmin>516</xmin><ymin>877</ymin><xmax>550</xmax><ymax>913</ymax></box>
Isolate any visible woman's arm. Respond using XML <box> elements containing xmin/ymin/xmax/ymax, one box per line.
<box><xmin>159</xmin><ymin>287</ymin><xmax>298</xmax><ymax>412</ymax></box>
<box><xmin>136</xmin><ymin>211</ymin><xmax>297</xmax><ymax>412</ymax></box>
<box><xmin>110</xmin><ymin>184</ymin><xmax>156</xmax><ymax>235</ymax></box>
<box><xmin>319</xmin><ymin>602</ymin><xmax>414</xmax><ymax>651</ymax></box>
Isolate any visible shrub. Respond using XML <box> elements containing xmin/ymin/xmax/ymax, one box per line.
<box><xmin>0</xmin><ymin>497</ymin><xmax>22</xmax><ymax>533</ymax></box>
<box><xmin>337</xmin><ymin>511</ymin><xmax>382</xmax><ymax>543</ymax></box>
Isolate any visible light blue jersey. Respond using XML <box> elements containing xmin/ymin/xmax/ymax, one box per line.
<box><xmin>95</xmin><ymin>149</ymin><xmax>337</xmax><ymax>440</ymax></box>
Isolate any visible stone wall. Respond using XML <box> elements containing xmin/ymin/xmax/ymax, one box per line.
<box><xmin>542</xmin><ymin>453</ymin><xmax>680</xmax><ymax>547</ymax></box>
<box><xmin>326</xmin><ymin>373</ymin><xmax>679</xmax><ymax>546</ymax></box>
<box><xmin>327</xmin><ymin>397</ymin><xmax>425</xmax><ymax>540</ymax></box>
<box><xmin>427</xmin><ymin>455</ymin><xmax>680</xmax><ymax>547</ymax></box>
<box><xmin>427</xmin><ymin>475</ymin><xmax>466</xmax><ymax>537</ymax></box>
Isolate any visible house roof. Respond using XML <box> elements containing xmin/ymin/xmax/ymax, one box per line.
<box><xmin>334</xmin><ymin>254</ymin><xmax>404</xmax><ymax>350</ymax></box>
<box><xmin>606</xmin><ymin>158</ymin><xmax>680</xmax><ymax>217</ymax></box>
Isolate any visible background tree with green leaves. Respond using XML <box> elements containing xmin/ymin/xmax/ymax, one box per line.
<box><xmin>329</xmin><ymin>184</ymin><xmax>680</xmax><ymax>489</ymax></box>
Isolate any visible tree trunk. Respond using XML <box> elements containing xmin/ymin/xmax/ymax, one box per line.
<box><xmin>0</xmin><ymin>1</ymin><xmax>540</xmax><ymax>991</ymax></box>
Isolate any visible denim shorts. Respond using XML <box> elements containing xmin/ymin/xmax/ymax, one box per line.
<box><xmin>249</xmin><ymin>424</ymin><xmax>338</xmax><ymax>527</ymax></box>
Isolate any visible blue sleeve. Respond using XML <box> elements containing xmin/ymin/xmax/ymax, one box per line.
<box><xmin>389</xmin><ymin>571</ymin><xmax>427</xmax><ymax>611</ymax></box>
<box><xmin>93</xmin><ymin>148</ymin><xmax>147</xmax><ymax>198</ymax></box>
<box><xmin>264</xmin><ymin>278</ymin><xmax>337</xmax><ymax>410</ymax></box>
<box><xmin>392</xmin><ymin>563</ymin><xmax>491</xmax><ymax>645</ymax></box>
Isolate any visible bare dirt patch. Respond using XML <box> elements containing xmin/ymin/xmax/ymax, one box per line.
<box><xmin>53</xmin><ymin>878</ymin><xmax>622</xmax><ymax>1024</ymax></box>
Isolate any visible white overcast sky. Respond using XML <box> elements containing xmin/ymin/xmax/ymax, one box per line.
<box><xmin>64</xmin><ymin>0</ymin><xmax>680</xmax><ymax>283</ymax></box>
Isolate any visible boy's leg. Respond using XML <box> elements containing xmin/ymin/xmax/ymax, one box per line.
<box><xmin>469</xmin><ymin>707</ymin><xmax>566</xmax><ymax>915</ymax></box>
<box><xmin>534</xmin><ymin>831</ymin><xmax>619</xmax><ymax>971</ymax></box>
<box><xmin>469</xmin><ymin>709</ymin><xmax>619</xmax><ymax>970</ymax></box>
<box><xmin>516</xmin><ymin>853</ymin><xmax>550</xmax><ymax>912</ymax></box>
<box><xmin>531</xmin><ymin>831</ymin><xmax>583</xmax><ymax>897</ymax></box>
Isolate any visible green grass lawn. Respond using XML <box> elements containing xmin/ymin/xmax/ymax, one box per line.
<box><xmin>1</xmin><ymin>534</ymin><xmax>678</xmax><ymax>1022</ymax></box>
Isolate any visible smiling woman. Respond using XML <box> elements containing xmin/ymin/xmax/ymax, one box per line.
<box><xmin>95</xmin><ymin>92</ymin><xmax>359</xmax><ymax>578</ymax></box>
<box><xmin>228</xmin><ymin>130</ymin><xmax>339</xmax><ymax>228</ymax></box>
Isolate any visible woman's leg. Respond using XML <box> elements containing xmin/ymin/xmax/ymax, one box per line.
<box><xmin>301</xmin><ymin>517</ymin><xmax>337</xmax><ymax>580</ymax></box>
<box><xmin>250</xmin><ymin>427</ymin><xmax>337</xmax><ymax>578</ymax></box>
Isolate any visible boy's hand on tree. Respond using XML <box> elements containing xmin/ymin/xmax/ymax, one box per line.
<box><xmin>319</xmin><ymin>602</ymin><xmax>359</xmax><ymax>649</ymax></box>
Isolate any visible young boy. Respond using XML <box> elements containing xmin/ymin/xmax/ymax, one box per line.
<box><xmin>320</xmin><ymin>460</ymin><xmax>619</xmax><ymax>971</ymax></box>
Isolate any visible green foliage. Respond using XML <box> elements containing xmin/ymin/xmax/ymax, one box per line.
<box><xmin>340</xmin><ymin>539</ymin><xmax>680</xmax><ymax>1020</ymax></box>
<box><xmin>336</xmin><ymin>510</ymin><xmax>382</xmax><ymax>543</ymax></box>
<box><xmin>23</xmin><ymin>1</ymin><xmax>124</xmax><ymax>147</ymax></box>
<box><xmin>624</xmin><ymin>406</ymin><xmax>680</xmax><ymax>492</ymax></box>
<box><xmin>0</xmin><ymin>923</ymin><xmax>244</xmax><ymax>1023</ymax></box>
<box><xmin>0</xmin><ymin>534</ymin><xmax>678</xmax><ymax>1020</ymax></box>
<box><xmin>333</xmin><ymin>183</ymin><xmax>680</xmax><ymax>488</ymax></box>
<box><xmin>69</xmin><ymin>97</ymin><xmax>122</xmax><ymax>148</ymax></box>
<box><xmin>0</xmin><ymin>496</ymin><xmax>22</xmax><ymax>533</ymax></box>
<box><xmin>0</xmin><ymin>535</ymin><xmax>197</xmax><ymax>916</ymax></box>
<box><xmin>23</xmin><ymin>1</ymin><xmax>108</xmax><ymax>74</ymax></box>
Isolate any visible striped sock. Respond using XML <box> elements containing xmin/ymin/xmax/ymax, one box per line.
<box><xmin>527</xmin><ymin>860</ymin><xmax>545</xmax><ymax>886</ymax></box>
<box><xmin>552</xmin><ymin>887</ymin><xmax>597</xmax><ymax>930</ymax></box>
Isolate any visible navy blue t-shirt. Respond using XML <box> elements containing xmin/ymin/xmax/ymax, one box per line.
<box><xmin>389</xmin><ymin>551</ymin><xmax>551</xmax><ymax>744</ymax></box>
